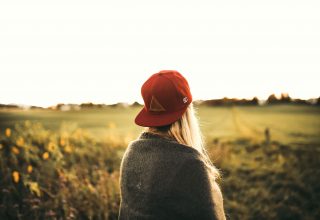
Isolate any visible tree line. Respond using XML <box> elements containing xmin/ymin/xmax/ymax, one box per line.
<box><xmin>0</xmin><ymin>94</ymin><xmax>319</xmax><ymax>110</ymax></box>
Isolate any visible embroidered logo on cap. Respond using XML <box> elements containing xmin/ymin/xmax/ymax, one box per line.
<box><xmin>149</xmin><ymin>96</ymin><xmax>166</xmax><ymax>112</ymax></box>
<box><xmin>183</xmin><ymin>97</ymin><xmax>188</xmax><ymax>103</ymax></box>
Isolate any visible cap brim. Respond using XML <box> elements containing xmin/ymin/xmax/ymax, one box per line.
<box><xmin>135</xmin><ymin>106</ymin><xmax>188</xmax><ymax>127</ymax></box>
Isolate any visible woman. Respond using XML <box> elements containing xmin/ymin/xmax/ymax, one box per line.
<box><xmin>119</xmin><ymin>70</ymin><xmax>226</xmax><ymax>220</ymax></box>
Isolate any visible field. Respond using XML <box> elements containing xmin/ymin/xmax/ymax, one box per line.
<box><xmin>0</xmin><ymin>105</ymin><xmax>319</xmax><ymax>219</ymax></box>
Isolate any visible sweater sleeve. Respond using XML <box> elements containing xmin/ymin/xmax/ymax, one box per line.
<box><xmin>168</xmin><ymin>157</ymin><xmax>220</xmax><ymax>220</ymax></box>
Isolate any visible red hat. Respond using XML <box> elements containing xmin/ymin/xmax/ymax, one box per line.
<box><xmin>135</xmin><ymin>70</ymin><xmax>192</xmax><ymax>127</ymax></box>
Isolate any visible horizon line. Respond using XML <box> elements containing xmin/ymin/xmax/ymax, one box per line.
<box><xmin>1</xmin><ymin>94</ymin><xmax>319</xmax><ymax>108</ymax></box>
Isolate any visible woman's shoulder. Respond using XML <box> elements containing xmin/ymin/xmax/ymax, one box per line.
<box><xmin>128</xmin><ymin>132</ymin><xmax>202</xmax><ymax>159</ymax></box>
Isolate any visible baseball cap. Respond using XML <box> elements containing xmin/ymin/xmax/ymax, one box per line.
<box><xmin>135</xmin><ymin>70</ymin><xmax>192</xmax><ymax>127</ymax></box>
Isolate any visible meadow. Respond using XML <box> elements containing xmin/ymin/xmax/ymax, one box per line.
<box><xmin>0</xmin><ymin>105</ymin><xmax>319</xmax><ymax>219</ymax></box>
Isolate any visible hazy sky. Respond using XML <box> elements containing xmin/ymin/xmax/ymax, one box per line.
<box><xmin>0</xmin><ymin>0</ymin><xmax>319</xmax><ymax>107</ymax></box>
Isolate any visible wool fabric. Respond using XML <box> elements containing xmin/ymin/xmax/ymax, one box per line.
<box><xmin>119</xmin><ymin>132</ymin><xmax>222</xmax><ymax>220</ymax></box>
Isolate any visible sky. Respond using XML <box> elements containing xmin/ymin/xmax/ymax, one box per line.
<box><xmin>0</xmin><ymin>0</ymin><xmax>319</xmax><ymax>107</ymax></box>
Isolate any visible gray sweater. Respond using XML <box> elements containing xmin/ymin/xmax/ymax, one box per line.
<box><xmin>118</xmin><ymin>132</ymin><xmax>222</xmax><ymax>220</ymax></box>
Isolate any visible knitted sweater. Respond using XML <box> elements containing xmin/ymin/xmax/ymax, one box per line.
<box><xmin>119</xmin><ymin>132</ymin><xmax>225</xmax><ymax>220</ymax></box>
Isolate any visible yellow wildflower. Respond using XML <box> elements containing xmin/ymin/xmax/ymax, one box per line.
<box><xmin>27</xmin><ymin>165</ymin><xmax>33</xmax><ymax>173</ymax></box>
<box><xmin>47</xmin><ymin>142</ymin><xmax>56</xmax><ymax>152</ymax></box>
<box><xmin>60</xmin><ymin>138</ymin><xmax>65</xmax><ymax>146</ymax></box>
<box><xmin>12</xmin><ymin>171</ymin><xmax>20</xmax><ymax>183</ymax></box>
<box><xmin>42</xmin><ymin>152</ymin><xmax>49</xmax><ymax>160</ymax></box>
<box><xmin>28</xmin><ymin>182</ymin><xmax>41</xmax><ymax>197</ymax></box>
<box><xmin>16</xmin><ymin>137</ymin><xmax>24</xmax><ymax>146</ymax></box>
<box><xmin>12</xmin><ymin>146</ymin><xmax>20</xmax><ymax>155</ymax></box>
<box><xmin>64</xmin><ymin>145</ymin><xmax>72</xmax><ymax>153</ymax></box>
<box><xmin>5</xmin><ymin>128</ymin><xmax>11</xmax><ymax>137</ymax></box>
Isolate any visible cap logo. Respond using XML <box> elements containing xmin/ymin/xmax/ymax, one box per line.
<box><xmin>149</xmin><ymin>96</ymin><xmax>166</xmax><ymax>112</ymax></box>
<box><xmin>183</xmin><ymin>97</ymin><xmax>188</xmax><ymax>103</ymax></box>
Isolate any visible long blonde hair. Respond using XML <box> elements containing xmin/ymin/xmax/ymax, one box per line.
<box><xmin>147</xmin><ymin>103</ymin><xmax>220</xmax><ymax>180</ymax></box>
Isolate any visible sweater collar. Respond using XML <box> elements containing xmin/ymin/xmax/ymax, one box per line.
<box><xmin>139</xmin><ymin>132</ymin><xmax>178</xmax><ymax>143</ymax></box>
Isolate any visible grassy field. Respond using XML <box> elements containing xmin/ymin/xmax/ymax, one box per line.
<box><xmin>1</xmin><ymin>105</ymin><xmax>319</xmax><ymax>144</ymax></box>
<box><xmin>0</xmin><ymin>105</ymin><xmax>319</xmax><ymax>219</ymax></box>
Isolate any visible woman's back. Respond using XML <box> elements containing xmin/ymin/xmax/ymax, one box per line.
<box><xmin>119</xmin><ymin>70</ymin><xmax>225</xmax><ymax>220</ymax></box>
<box><xmin>119</xmin><ymin>132</ymin><xmax>220</xmax><ymax>220</ymax></box>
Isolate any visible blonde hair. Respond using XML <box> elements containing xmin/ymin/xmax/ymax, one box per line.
<box><xmin>147</xmin><ymin>103</ymin><xmax>220</xmax><ymax>180</ymax></box>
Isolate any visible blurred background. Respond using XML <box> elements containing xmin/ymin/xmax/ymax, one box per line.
<box><xmin>0</xmin><ymin>0</ymin><xmax>319</xmax><ymax>219</ymax></box>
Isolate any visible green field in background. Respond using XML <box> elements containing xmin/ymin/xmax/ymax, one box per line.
<box><xmin>1</xmin><ymin>105</ymin><xmax>319</xmax><ymax>145</ymax></box>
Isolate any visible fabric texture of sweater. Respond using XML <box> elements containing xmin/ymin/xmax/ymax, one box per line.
<box><xmin>118</xmin><ymin>132</ymin><xmax>222</xmax><ymax>220</ymax></box>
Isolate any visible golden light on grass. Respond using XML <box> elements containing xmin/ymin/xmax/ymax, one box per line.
<box><xmin>27</xmin><ymin>165</ymin><xmax>33</xmax><ymax>173</ymax></box>
<box><xmin>24</xmin><ymin>120</ymin><xmax>31</xmax><ymax>127</ymax></box>
<box><xmin>42</xmin><ymin>152</ymin><xmax>49</xmax><ymax>160</ymax></box>
<box><xmin>5</xmin><ymin>128</ymin><xmax>11</xmax><ymax>137</ymax></box>
<box><xmin>12</xmin><ymin>171</ymin><xmax>20</xmax><ymax>183</ymax></box>
<box><xmin>87</xmin><ymin>183</ymin><xmax>96</xmax><ymax>193</ymax></box>
<box><xmin>12</xmin><ymin>146</ymin><xmax>20</xmax><ymax>155</ymax></box>
<box><xmin>108</xmin><ymin>122</ymin><xmax>116</xmax><ymax>129</ymax></box>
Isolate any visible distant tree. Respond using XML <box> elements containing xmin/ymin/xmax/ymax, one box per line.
<box><xmin>131</xmin><ymin>102</ymin><xmax>142</xmax><ymax>107</ymax></box>
<box><xmin>267</xmin><ymin>94</ymin><xmax>278</xmax><ymax>104</ymax></box>
<box><xmin>80</xmin><ymin>102</ymin><xmax>94</xmax><ymax>108</ymax></box>
<box><xmin>30</xmin><ymin>106</ymin><xmax>43</xmax><ymax>110</ymax></box>
<box><xmin>250</xmin><ymin>97</ymin><xmax>259</xmax><ymax>105</ymax></box>
<box><xmin>56</xmin><ymin>103</ymin><xmax>65</xmax><ymax>110</ymax></box>
<box><xmin>267</xmin><ymin>93</ymin><xmax>293</xmax><ymax>105</ymax></box>
<box><xmin>201</xmin><ymin>97</ymin><xmax>259</xmax><ymax>106</ymax></box>
<box><xmin>0</xmin><ymin>104</ymin><xmax>20</xmax><ymax>109</ymax></box>
<box><xmin>280</xmin><ymin>93</ymin><xmax>291</xmax><ymax>103</ymax></box>
<box><xmin>292</xmin><ymin>99</ymin><xmax>309</xmax><ymax>105</ymax></box>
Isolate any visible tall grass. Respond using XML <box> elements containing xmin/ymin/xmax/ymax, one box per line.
<box><xmin>0</xmin><ymin>121</ymin><xmax>125</xmax><ymax>219</ymax></box>
<box><xmin>1</xmin><ymin>119</ymin><xmax>320</xmax><ymax>220</ymax></box>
